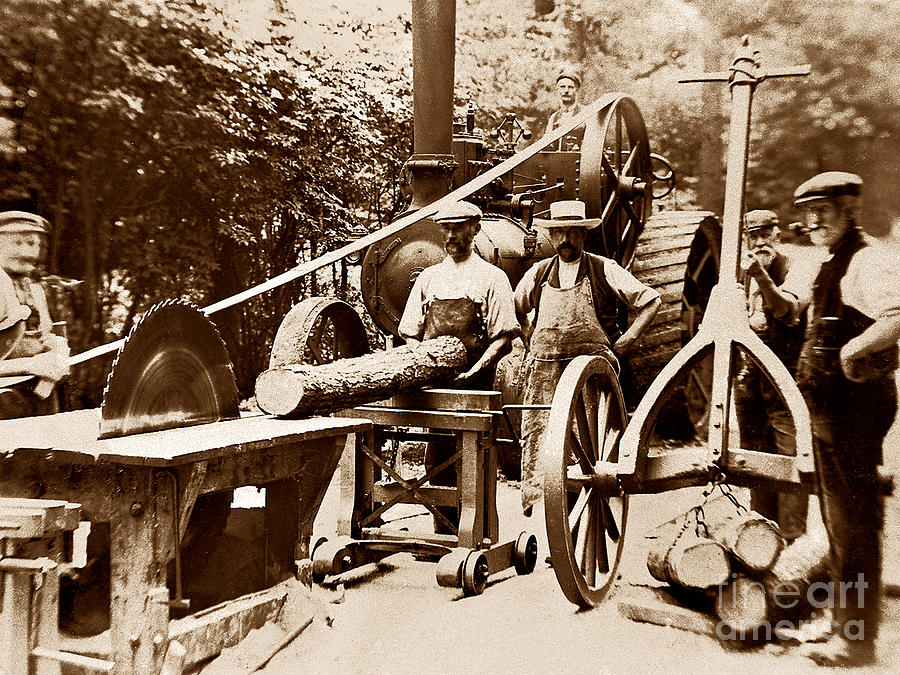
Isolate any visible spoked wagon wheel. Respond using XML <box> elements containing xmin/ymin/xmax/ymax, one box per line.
<box><xmin>580</xmin><ymin>95</ymin><xmax>652</xmax><ymax>268</ymax></box>
<box><xmin>541</xmin><ymin>354</ymin><xmax>629</xmax><ymax>609</ymax></box>
<box><xmin>269</xmin><ymin>297</ymin><xmax>369</xmax><ymax>367</ymax></box>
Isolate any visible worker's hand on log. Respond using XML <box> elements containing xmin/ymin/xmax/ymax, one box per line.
<box><xmin>453</xmin><ymin>367</ymin><xmax>480</xmax><ymax>386</ymax></box>
<box><xmin>28</xmin><ymin>350</ymin><xmax>69</xmax><ymax>382</ymax></box>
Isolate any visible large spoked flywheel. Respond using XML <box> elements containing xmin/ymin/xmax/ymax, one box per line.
<box><xmin>580</xmin><ymin>95</ymin><xmax>652</xmax><ymax>268</ymax></box>
<box><xmin>541</xmin><ymin>355</ymin><xmax>629</xmax><ymax>609</ymax></box>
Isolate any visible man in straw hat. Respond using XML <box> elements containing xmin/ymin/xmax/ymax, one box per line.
<box><xmin>0</xmin><ymin>210</ymin><xmax>69</xmax><ymax>418</ymax></box>
<box><xmin>774</xmin><ymin>171</ymin><xmax>900</xmax><ymax>666</ymax></box>
<box><xmin>514</xmin><ymin>200</ymin><xmax>661</xmax><ymax>516</ymax></box>
<box><xmin>399</xmin><ymin>200</ymin><xmax>519</xmax><ymax>533</ymax></box>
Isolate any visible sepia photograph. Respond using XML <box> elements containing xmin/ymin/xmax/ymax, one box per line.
<box><xmin>1</xmin><ymin>0</ymin><xmax>899</xmax><ymax>672</ymax></box>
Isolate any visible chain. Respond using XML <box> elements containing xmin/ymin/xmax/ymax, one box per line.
<box><xmin>716</xmin><ymin>476</ymin><xmax>748</xmax><ymax>514</ymax></box>
<box><xmin>663</xmin><ymin>467</ymin><xmax>729</xmax><ymax>560</ymax></box>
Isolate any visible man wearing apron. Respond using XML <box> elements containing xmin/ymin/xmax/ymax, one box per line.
<box><xmin>0</xmin><ymin>211</ymin><xmax>69</xmax><ymax>418</ymax></box>
<box><xmin>514</xmin><ymin>200</ymin><xmax>661</xmax><ymax>515</ymax></box>
<box><xmin>775</xmin><ymin>173</ymin><xmax>900</xmax><ymax>667</ymax></box>
<box><xmin>399</xmin><ymin>200</ymin><xmax>519</xmax><ymax>533</ymax></box>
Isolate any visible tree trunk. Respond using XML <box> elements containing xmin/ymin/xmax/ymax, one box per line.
<box><xmin>647</xmin><ymin>522</ymin><xmax>731</xmax><ymax>590</ymax></box>
<box><xmin>255</xmin><ymin>335</ymin><xmax>468</xmax><ymax>418</ymax></box>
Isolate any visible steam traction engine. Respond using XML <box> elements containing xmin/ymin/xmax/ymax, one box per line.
<box><xmin>298</xmin><ymin>1</ymin><xmax>702</xmax><ymax>595</ymax></box>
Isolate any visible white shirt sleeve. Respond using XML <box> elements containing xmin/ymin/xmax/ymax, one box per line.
<box><xmin>602</xmin><ymin>259</ymin><xmax>659</xmax><ymax>310</ymax></box>
<box><xmin>842</xmin><ymin>242</ymin><xmax>900</xmax><ymax>319</ymax></box>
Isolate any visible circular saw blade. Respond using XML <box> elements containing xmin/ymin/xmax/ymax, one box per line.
<box><xmin>99</xmin><ymin>298</ymin><xmax>240</xmax><ymax>439</ymax></box>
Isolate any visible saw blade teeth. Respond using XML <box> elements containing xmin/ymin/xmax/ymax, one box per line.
<box><xmin>99</xmin><ymin>296</ymin><xmax>239</xmax><ymax>438</ymax></box>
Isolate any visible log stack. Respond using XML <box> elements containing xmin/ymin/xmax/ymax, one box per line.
<box><xmin>255</xmin><ymin>335</ymin><xmax>468</xmax><ymax>418</ymax></box>
<box><xmin>645</xmin><ymin>496</ymin><xmax>829</xmax><ymax>643</ymax></box>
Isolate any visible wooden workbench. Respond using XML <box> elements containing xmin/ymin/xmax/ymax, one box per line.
<box><xmin>0</xmin><ymin>409</ymin><xmax>370</xmax><ymax>673</ymax></box>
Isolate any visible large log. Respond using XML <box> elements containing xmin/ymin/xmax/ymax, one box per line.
<box><xmin>648</xmin><ymin>496</ymin><xmax>784</xmax><ymax>574</ymax></box>
<box><xmin>647</xmin><ymin>523</ymin><xmax>731</xmax><ymax>591</ymax></box>
<box><xmin>255</xmin><ymin>335</ymin><xmax>468</xmax><ymax>418</ymax></box>
<box><xmin>715</xmin><ymin>574</ymin><xmax>769</xmax><ymax>638</ymax></box>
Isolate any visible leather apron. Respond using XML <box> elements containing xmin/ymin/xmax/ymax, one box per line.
<box><xmin>520</xmin><ymin>277</ymin><xmax>617</xmax><ymax>511</ymax></box>
<box><xmin>420</xmin><ymin>297</ymin><xmax>489</xmax><ymax>532</ymax></box>
<box><xmin>422</xmin><ymin>297</ymin><xmax>487</xmax><ymax>369</ymax></box>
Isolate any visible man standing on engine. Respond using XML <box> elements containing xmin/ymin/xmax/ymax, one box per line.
<box><xmin>545</xmin><ymin>69</ymin><xmax>584</xmax><ymax>151</ymax></box>
<box><xmin>514</xmin><ymin>200</ymin><xmax>661</xmax><ymax>516</ymax></box>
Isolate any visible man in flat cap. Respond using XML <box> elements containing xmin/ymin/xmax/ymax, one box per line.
<box><xmin>514</xmin><ymin>200</ymin><xmax>660</xmax><ymax>515</ymax></box>
<box><xmin>399</xmin><ymin>200</ymin><xmax>519</xmax><ymax>532</ymax></box>
<box><xmin>735</xmin><ymin>209</ymin><xmax>808</xmax><ymax>540</ymax></box>
<box><xmin>773</xmin><ymin>172</ymin><xmax>900</xmax><ymax>666</ymax></box>
<box><xmin>545</xmin><ymin>70</ymin><xmax>584</xmax><ymax>151</ymax></box>
<box><xmin>0</xmin><ymin>211</ymin><xmax>69</xmax><ymax>418</ymax></box>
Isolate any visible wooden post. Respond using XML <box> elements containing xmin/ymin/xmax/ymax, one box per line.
<box><xmin>108</xmin><ymin>470</ymin><xmax>170</xmax><ymax>674</ymax></box>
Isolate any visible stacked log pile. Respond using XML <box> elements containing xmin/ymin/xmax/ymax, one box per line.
<box><xmin>644</xmin><ymin>495</ymin><xmax>829</xmax><ymax>643</ymax></box>
<box><xmin>256</xmin><ymin>335</ymin><xmax>468</xmax><ymax>418</ymax></box>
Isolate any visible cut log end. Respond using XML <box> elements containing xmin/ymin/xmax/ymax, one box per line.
<box><xmin>715</xmin><ymin>574</ymin><xmax>769</xmax><ymax>635</ymax></box>
<box><xmin>731</xmin><ymin>518</ymin><xmax>785</xmax><ymax>572</ymax></box>
<box><xmin>255</xmin><ymin>368</ymin><xmax>305</xmax><ymax>416</ymax></box>
<box><xmin>670</xmin><ymin>536</ymin><xmax>731</xmax><ymax>590</ymax></box>
<box><xmin>647</xmin><ymin>529</ymin><xmax>731</xmax><ymax>591</ymax></box>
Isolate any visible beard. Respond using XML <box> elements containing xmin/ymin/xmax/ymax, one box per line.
<box><xmin>753</xmin><ymin>247</ymin><xmax>775</xmax><ymax>268</ymax></box>
<box><xmin>809</xmin><ymin>228</ymin><xmax>830</xmax><ymax>248</ymax></box>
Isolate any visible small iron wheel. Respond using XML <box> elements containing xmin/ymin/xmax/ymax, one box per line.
<box><xmin>311</xmin><ymin>535</ymin><xmax>355</xmax><ymax>582</ymax></box>
<box><xmin>462</xmin><ymin>551</ymin><xmax>489</xmax><ymax>597</ymax></box>
<box><xmin>513</xmin><ymin>532</ymin><xmax>538</xmax><ymax>575</ymax></box>
<box><xmin>541</xmin><ymin>355</ymin><xmax>629</xmax><ymax>608</ymax></box>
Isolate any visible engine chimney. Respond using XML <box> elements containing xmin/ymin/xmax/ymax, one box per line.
<box><xmin>407</xmin><ymin>0</ymin><xmax>457</xmax><ymax>208</ymax></box>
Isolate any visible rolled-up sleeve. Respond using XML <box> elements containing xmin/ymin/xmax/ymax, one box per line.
<box><xmin>514</xmin><ymin>264</ymin><xmax>540</xmax><ymax>318</ymax></box>
<box><xmin>602</xmin><ymin>260</ymin><xmax>659</xmax><ymax>310</ymax></box>
<box><xmin>780</xmin><ymin>250</ymin><xmax>823</xmax><ymax>326</ymax></box>
<box><xmin>398</xmin><ymin>273</ymin><xmax>427</xmax><ymax>340</ymax></box>
<box><xmin>844</xmin><ymin>245</ymin><xmax>900</xmax><ymax>319</ymax></box>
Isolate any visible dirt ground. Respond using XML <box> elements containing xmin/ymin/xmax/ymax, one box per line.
<box><xmin>205</xmin><ymin>456</ymin><xmax>900</xmax><ymax>674</ymax></box>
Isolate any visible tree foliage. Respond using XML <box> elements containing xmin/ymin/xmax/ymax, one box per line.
<box><xmin>0</xmin><ymin>0</ymin><xmax>411</xmax><ymax>397</ymax></box>
<box><xmin>1</xmin><ymin>0</ymin><xmax>896</xmax><ymax>404</ymax></box>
